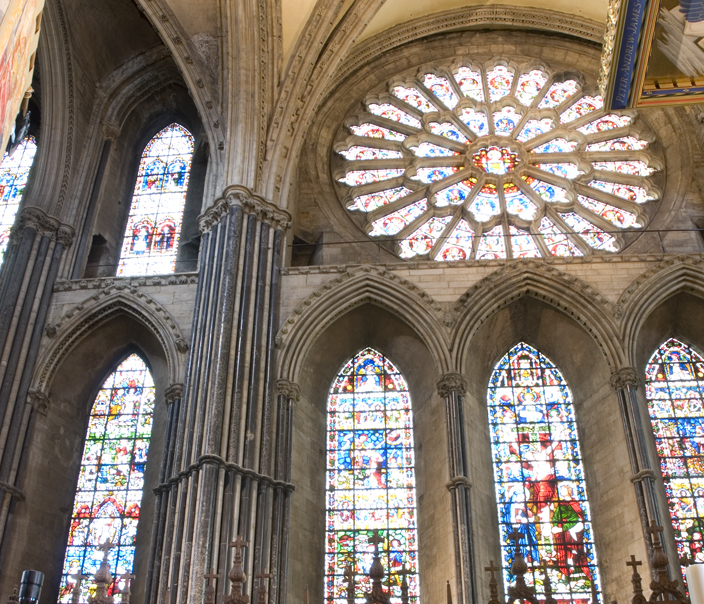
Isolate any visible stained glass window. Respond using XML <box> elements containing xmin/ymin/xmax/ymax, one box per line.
<box><xmin>325</xmin><ymin>348</ymin><xmax>419</xmax><ymax>604</ymax></box>
<box><xmin>336</xmin><ymin>60</ymin><xmax>661</xmax><ymax>261</ymax></box>
<box><xmin>58</xmin><ymin>354</ymin><xmax>155</xmax><ymax>602</ymax></box>
<box><xmin>0</xmin><ymin>135</ymin><xmax>37</xmax><ymax>262</ymax></box>
<box><xmin>117</xmin><ymin>124</ymin><xmax>194</xmax><ymax>276</ymax></box>
<box><xmin>645</xmin><ymin>339</ymin><xmax>704</xmax><ymax>565</ymax></box>
<box><xmin>488</xmin><ymin>343</ymin><xmax>600</xmax><ymax>603</ymax></box>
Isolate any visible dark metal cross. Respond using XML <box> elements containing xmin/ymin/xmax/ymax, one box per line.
<box><xmin>369</xmin><ymin>530</ymin><xmax>384</xmax><ymax>554</ymax></box>
<box><xmin>507</xmin><ymin>527</ymin><xmax>522</xmax><ymax>549</ymax></box>
<box><xmin>98</xmin><ymin>539</ymin><xmax>116</xmax><ymax>561</ymax></box>
<box><xmin>343</xmin><ymin>564</ymin><xmax>355</xmax><ymax>584</ymax></box>
<box><xmin>485</xmin><ymin>561</ymin><xmax>501</xmax><ymax>582</ymax></box>
<box><xmin>626</xmin><ymin>555</ymin><xmax>642</xmax><ymax>571</ymax></box>
<box><xmin>256</xmin><ymin>571</ymin><xmax>273</xmax><ymax>582</ymax></box>
<box><xmin>230</xmin><ymin>535</ymin><xmax>248</xmax><ymax>558</ymax></box>
<box><xmin>204</xmin><ymin>569</ymin><xmax>219</xmax><ymax>586</ymax></box>
<box><xmin>647</xmin><ymin>521</ymin><xmax>664</xmax><ymax>544</ymax></box>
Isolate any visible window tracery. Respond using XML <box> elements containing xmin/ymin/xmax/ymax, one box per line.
<box><xmin>117</xmin><ymin>124</ymin><xmax>194</xmax><ymax>276</ymax></box>
<box><xmin>645</xmin><ymin>338</ymin><xmax>704</xmax><ymax>565</ymax></box>
<box><xmin>58</xmin><ymin>354</ymin><xmax>155</xmax><ymax>602</ymax></box>
<box><xmin>488</xmin><ymin>343</ymin><xmax>600</xmax><ymax>603</ymax></box>
<box><xmin>0</xmin><ymin>135</ymin><xmax>37</xmax><ymax>262</ymax></box>
<box><xmin>325</xmin><ymin>348</ymin><xmax>419</xmax><ymax>604</ymax></box>
<box><xmin>335</xmin><ymin>61</ymin><xmax>661</xmax><ymax>261</ymax></box>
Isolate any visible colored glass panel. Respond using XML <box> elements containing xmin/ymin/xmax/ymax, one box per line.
<box><xmin>591</xmin><ymin>161</ymin><xmax>655</xmax><ymax>177</ymax></box>
<box><xmin>58</xmin><ymin>355</ymin><xmax>155</xmax><ymax>603</ymax></box>
<box><xmin>535</xmin><ymin>163</ymin><xmax>583</xmax><ymax>180</ymax></box>
<box><xmin>645</xmin><ymin>339</ymin><xmax>704</xmax><ymax>565</ymax></box>
<box><xmin>476</xmin><ymin>225</ymin><xmax>507</xmax><ymax>259</ymax></box>
<box><xmin>369</xmin><ymin>199</ymin><xmax>427</xmax><ymax>236</ymax></box>
<box><xmin>537</xmin><ymin>80</ymin><xmax>580</xmax><ymax>108</ymax></box>
<box><xmin>561</xmin><ymin>213</ymin><xmax>618</xmax><ymax>252</ymax></box>
<box><xmin>435</xmin><ymin>179</ymin><xmax>477</xmax><ymax>207</ymax></box>
<box><xmin>117</xmin><ymin>124</ymin><xmax>194</xmax><ymax>277</ymax></box>
<box><xmin>539</xmin><ymin>217</ymin><xmax>583</xmax><ymax>257</ymax></box>
<box><xmin>493</xmin><ymin>107</ymin><xmax>522</xmax><ymax>137</ymax></box>
<box><xmin>412</xmin><ymin>167</ymin><xmax>460</xmax><ymax>184</ymax></box>
<box><xmin>509</xmin><ymin>225</ymin><xmax>541</xmax><ymax>258</ymax></box>
<box><xmin>427</xmin><ymin>121</ymin><xmax>468</xmax><ymax>143</ymax></box>
<box><xmin>399</xmin><ymin>216</ymin><xmax>451</xmax><ymax>258</ymax></box>
<box><xmin>458</xmin><ymin>109</ymin><xmax>489</xmax><ymax>137</ymax></box>
<box><xmin>531</xmin><ymin>139</ymin><xmax>578</xmax><ymax>154</ymax></box>
<box><xmin>350</xmin><ymin>124</ymin><xmax>407</xmax><ymax>141</ymax></box>
<box><xmin>515</xmin><ymin>70</ymin><xmax>548</xmax><ymax>106</ymax></box>
<box><xmin>524</xmin><ymin>176</ymin><xmax>570</xmax><ymax>204</ymax></box>
<box><xmin>410</xmin><ymin>142</ymin><xmax>460</xmax><ymax>158</ymax></box>
<box><xmin>454</xmin><ymin>67</ymin><xmax>485</xmax><ymax>101</ymax></box>
<box><xmin>469</xmin><ymin>184</ymin><xmax>501</xmax><ymax>222</ymax></box>
<box><xmin>586</xmin><ymin>137</ymin><xmax>648</xmax><ymax>152</ymax></box>
<box><xmin>517</xmin><ymin>119</ymin><xmax>555</xmax><ymax>142</ymax></box>
<box><xmin>488</xmin><ymin>343</ymin><xmax>600</xmax><ymax>603</ymax></box>
<box><xmin>486</xmin><ymin>65</ymin><xmax>514</xmax><ymax>102</ymax></box>
<box><xmin>559</xmin><ymin>96</ymin><xmax>604</xmax><ymax>124</ymax></box>
<box><xmin>576</xmin><ymin>195</ymin><xmax>641</xmax><ymax>229</ymax></box>
<box><xmin>339</xmin><ymin>147</ymin><xmax>403</xmax><ymax>161</ymax></box>
<box><xmin>438</xmin><ymin>219</ymin><xmax>475</xmax><ymax>261</ymax></box>
<box><xmin>423</xmin><ymin>73</ymin><xmax>459</xmax><ymax>109</ymax></box>
<box><xmin>587</xmin><ymin>181</ymin><xmax>653</xmax><ymax>204</ymax></box>
<box><xmin>0</xmin><ymin>135</ymin><xmax>37</xmax><ymax>262</ymax></box>
<box><xmin>339</xmin><ymin>169</ymin><xmax>405</xmax><ymax>187</ymax></box>
<box><xmin>325</xmin><ymin>349</ymin><xmax>420</xmax><ymax>604</ymax></box>
<box><xmin>367</xmin><ymin>104</ymin><xmax>422</xmax><ymax>128</ymax></box>
<box><xmin>349</xmin><ymin>187</ymin><xmax>414</xmax><ymax>212</ymax></box>
<box><xmin>392</xmin><ymin>86</ymin><xmax>436</xmax><ymax>112</ymax></box>
<box><xmin>504</xmin><ymin>184</ymin><xmax>538</xmax><ymax>220</ymax></box>
<box><xmin>473</xmin><ymin>147</ymin><xmax>519</xmax><ymax>175</ymax></box>
<box><xmin>577</xmin><ymin>115</ymin><xmax>631</xmax><ymax>135</ymax></box>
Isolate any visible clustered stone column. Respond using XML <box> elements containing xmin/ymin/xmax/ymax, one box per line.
<box><xmin>610</xmin><ymin>367</ymin><xmax>664</xmax><ymax>573</ymax></box>
<box><xmin>146</xmin><ymin>185</ymin><xmax>294</xmax><ymax>604</ymax></box>
<box><xmin>437</xmin><ymin>373</ymin><xmax>476</xmax><ymax>604</ymax></box>
<box><xmin>0</xmin><ymin>207</ymin><xmax>73</xmax><ymax>555</ymax></box>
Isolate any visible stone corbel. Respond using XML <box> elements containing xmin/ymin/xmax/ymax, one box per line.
<box><xmin>27</xmin><ymin>389</ymin><xmax>50</xmax><ymax>416</ymax></box>
<box><xmin>446</xmin><ymin>475</ymin><xmax>473</xmax><ymax>491</ymax></box>
<box><xmin>101</xmin><ymin>121</ymin><xmax>121</xmax><ymax>141</ymax></box>
<box><xmin>164</xmin><ymin>383</ymin><xmax>184</xmax><ymax>406</ymax></box>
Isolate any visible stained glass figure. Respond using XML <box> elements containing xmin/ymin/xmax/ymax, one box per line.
<box><xmin>58</xmin><ymin>354</ymin><xmax>155</xmax><ymax>603</ymax></box>
<box><xmin>0</xmin><ymin>135</ymin><xmax>37</xmax><ymax>262</ymax></box>
<box><xmin>325</xmin><ymin>349</ymin><xmax>420</xmax><ymax>604</ymax></box>
<box><xmin>335</xmin><ymin>60</ymin><xmax>659</xmax><ymax>261</ymax></box>
<box><xmin>644</xmin><ymin>339</ymin><xmax>704</xmax><ymax>565</ymax></box>
<box><xmin>488</xmin><ymin>343</ymin><xmax>600</xmax><ymax>603</ymax></box>
<box><xmin>473</xmin><ymin>147</ymin><xmax>519</xmax><ymax>175</ymax></box>
<box><xmin>117</xmin><ymin>124</ymin><xmax>194</xmax><ymax>276</ymax></box>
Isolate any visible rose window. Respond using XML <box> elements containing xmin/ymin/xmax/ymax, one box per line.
<box><xmin>334</xmin><ymin>61</ymin><xmax>662</xmax><ymax>261</ymax></box>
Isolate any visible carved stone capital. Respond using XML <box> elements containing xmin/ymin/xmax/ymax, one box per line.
<box><xmin>437</xmin><ymin>373</ymin><xmax>467</xmax><ymax>398</ymax></box>
<box><xmin>276</xmin><ymin>379</ymin><xmax>301</xmax><ymax>402</ymax></box>
<box><xmin>610</xmin><ymin>367</ymin><xmax>640</xmax><ymax>391</ymax></box>
<box><xmin>198</xmin><ymin>185</ymin><xmax>292</xmax><ymax>233</ymax></box>
<box><xmin>175</xmin><ymin>336</ymin><xmax>189</xmax><ymax>353</ymax></box>
<box><xmin>164</xmin><ymin>383</ymin><xmax>184</xmax><ymax>405</ymax></box>
<box><xmin>101</xmin><ymin>121</ymin><xmax>121</xmax><ymax>141</ymax></box>
<box><xmin>27</xmin><ymin>389</ymin><xmax>50</xmax><ymax>415</ymax></box>
<box><xmin>446</xmin><ymin>475</ymin><xmax>472</xmax><ymax>491</ymax></box>
<box><xmin>11</xmin><ymin>207</ymin><xmax>75</xmax><ymax>247</ymax></box>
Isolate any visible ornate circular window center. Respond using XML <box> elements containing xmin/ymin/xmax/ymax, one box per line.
<box><xmin>472</xmin><ymin>146</ymin><xmax>519</xmax><ymax>174</ymax></box>
<box><xmin>334</xmin><ymin>60</ymin><xmax>662</xmax><ymax>261</ymax></box>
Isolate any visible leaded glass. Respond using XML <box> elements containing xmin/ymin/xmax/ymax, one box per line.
<box><xmin>117</xmin><ymin>124</ymin><xmax>194</xmax><ymax>276</ymax></box>
<box><xmin>325</xmin><ymin>349</ymin><xmax>420</xmax><ymax>604</ymax></box>
<box><xmin>0</xmin><ymin>135</ymin><xmax>37</xmax><ymax>262</ymax></box>
<box><xmin>335</xmin><ymin>59</ymin><xmax>660</xmax><ymax>261</ymax></box>
<box><xmin>645</xmin><ymin>339</ymin><xmax>704</xmax><ymax>566</ymax></box>
<box><xmin>488</xmin><ymin>343</ymin><xmax>600</xmax><ymax>604</ymax></box>
<box><xmin>58</xmin><ymin>354</ymin><xmax>155</xmax><ymax>603</ymax></box>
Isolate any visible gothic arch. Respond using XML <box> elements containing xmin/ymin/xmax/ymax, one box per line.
<box><xmin>33</xmin><ymin>287</ymin><xmax>188</xmax><ymax>397</ymax></box>
<box><xmin>619</xmin><ymin>257</ymin><xmax>704</xmax><ymax>370</ymax></box>
<box><xmin>451</xmin><ymin>262</ymin><xmax>624</xmax><ymax>371</ymax></box>
<box><xmin>276</xmin><ymin>265</ymin><xmax>452</xmax><ymax>382</ymax></box>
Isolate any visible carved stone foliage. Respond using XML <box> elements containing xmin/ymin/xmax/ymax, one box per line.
<box><xmin>276</xmin><ymin>379</ymin><xmax>301</xmax><ymax>402</ymax></box>
<box><xmin>437</xmin><ymin>373</ymin><xmax>468</xmax><ymax>397</ymax></box>
<box><xmin>610</xmin><ymin>367</ymin><xmax>640</xmax><ymax>390</ymax></box>
<box><xmin>10</xmin><ymin>207</ymin><xmax>75</xmax><ymax>246</ymax></box>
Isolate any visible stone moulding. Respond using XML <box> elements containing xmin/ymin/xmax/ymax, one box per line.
<box><xmin>198</xmin><ymin>184</ymin><xmax>292</xmax><ymax>233</ymax></box>
<box><xmin>53</xmin><ymin>272</ymin><xmax>198</xmax><ymax>292</ymax></box>
<box><xmin>10</xmin><ymin>206</ymin><xmax>75</xmax><ymax>247</ymax></box>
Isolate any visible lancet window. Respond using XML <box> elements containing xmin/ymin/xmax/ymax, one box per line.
<box><xmin>58</xmin><ymin>354</ymin><xmax>155</xmax><ymax>602</ymax></box>
<box><xmin>645</xmin><ymin>338</ymin><xmax>704</xmax><ymax>564</ymax></box>
<box><xmin>117</xmin><ymin>123</ymin><xmax>194</xmax><ymax>276</ymax></box>
<box><xmin>335</xmin><ymin>60</ymin><xmax>662</xmax><ymax>261</ymax></box>
<box><xmin>488</xmin><ymin>342</ymin><xmax>600</xmax><ymax>603</ymax></box>
<box><xmin>0</xmin><ymin>135</ymin><xmax>37</xmax><ymax>262</ymax></box>
<box><xmin>325</xmin><ymin>348</ymin><xmax>420</xmax><ymax>604</ymax></box>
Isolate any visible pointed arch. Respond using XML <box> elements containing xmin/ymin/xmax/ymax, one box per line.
<box><xmin>117</xmin><ymin>123</ymin><xmax>194</xmax><ymax>276</ymax></box>
<box><xmin>57</xmin><ymin>353</ymin><xmax>155</xmax><ymax>602</ymax></box>
<box><xmin>644</xmin><ymin>338</ymin><xmax>704</xmax><ymax>565</ymax></box>
<box><xmin>488</xmin><ymin>342</ymin><xmax>600</xmax><ymax>602</ymax></box>
<box><xmin>325</xmin><ymin>347</ymin><xmax>419</xmax><ymax>604</ymax></box>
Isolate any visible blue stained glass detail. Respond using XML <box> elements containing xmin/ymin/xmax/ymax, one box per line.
<box><xmin>645</xmin><ymin>339</ymin><xmax>704</xmax><ymax>566</ymax></box>
<box><xmin>326</xmin><ymin>349</ymin><xmax>420</xmax><ymax>604</ymax></box>
<box><xmin>488</xmin><ymin>343</ymin><xmax>601</xmax><ymax>604</ymax></box>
